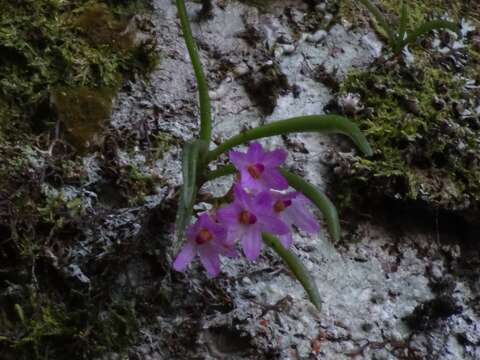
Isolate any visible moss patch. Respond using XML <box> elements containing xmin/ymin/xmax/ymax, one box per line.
<box><xmin>0</xmin><ymin>0</ymin><xmax>156</xmax><ymax>146</ymax></box>
<box><xmin>334</xmin><ymin>35</ymin><xmax>480</xmax><ymax>220</ymax></box>
<box><xmin>0</xmin><ymin>0</ymin><xmax>157</xmax><ymax>358</ymax></box>
<box><xmin>339</xmin><ymin>0</ymin><xmax>480</xmax><ymax>27</ymax></box>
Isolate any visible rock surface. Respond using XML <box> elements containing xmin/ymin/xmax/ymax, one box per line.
<box><xmin>1</xmin><ymin>0</ymin><xmax>478</xmax><ymax>359</ymax></box>
<box><xmin>102</xmin><ymin>1</ymin><xmax>479</xmax><ymax>359</ymax></box>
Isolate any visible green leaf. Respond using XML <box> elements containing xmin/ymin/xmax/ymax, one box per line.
<box><xmin>174</xmin><ymin>140</ymin><xmax>207</xmax><ymax>249</ymax></box>
<box><xmin>357</xmin><ymin>0</ymin><xmax>396</xmax><ymax>45</ymax></box>
<box><xmin>262</xmin><ymin>233</ymin><xmax>322</xmax><ymax>311</ymax></box>
<box><xmin>396</xmin><ymin>0</ymin><xmax>409</xmax><ymax>52</ymax></box>
<box><xmin>280</xmin><ymin>169</ymin><xmax>341</xmax><ymax>242</ymax></box>
<box><xmin>206</xmin><ymin>115</ymin><xmax>373</xmax><ymax>162</ymax></box>
<box><xmin>176</xmin><ymin>0</ymin><xmax>212</xmax><ymax>144</ymax></box>
<box><xmin>404</xmin><ymin>20</ymin><xmax>457</xmax><ymax>48</ymax></box>
<box><xmin>15</xmin><ymin>304</ymin><xmax>26</xmax><ymax>325</ymax></box>
<box><xmin>203</xmin><ymin>164</ymin><xmax>236</xmax><ymax>183</ymax></box>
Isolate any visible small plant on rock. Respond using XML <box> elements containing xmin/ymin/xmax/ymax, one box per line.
<box><xmin>172</xmin><ymin>0</ymin><xmax>373</xmax><ymax>310</ymax></box>
<box><xmin>357</xmin><ymin>0</ymin><xmax>457</xmax><ymax>55</ymax></box>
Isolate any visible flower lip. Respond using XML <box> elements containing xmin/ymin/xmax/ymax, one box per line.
<box><xmin>247</xmin><ymin>163</ymin><xmax>265</xmax><ymax>179</ymax></box>
<box><xmin>195</xmin><ymin>228</ymin><xmax>213</xmax><ymax>245</ymax></box>
<box><xmin>274</xmin><ymin>199</ymin><xmax>292</xmax><ymax>213</ymax></box>
<box><xmin>239</xmin><ymin>210</ymin><xmax>257</xmax><ymax>225</ymax></box>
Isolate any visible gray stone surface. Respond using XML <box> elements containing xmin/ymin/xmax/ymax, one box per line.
<box><xmin>90</xmin><ymin>1</ymin><xmax>480</xmax><ymax>359</ymax></box>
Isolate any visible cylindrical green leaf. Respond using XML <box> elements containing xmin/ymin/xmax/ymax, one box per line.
<box><xmin>175</xmin><ymin>140</ymin><xmax>207</xmax><ymax>250</ymax></box>
<box><xmin>176</xmin><ymin>0</ymin><xmax>212</xmax><ymax>144</ymax></box>
<box><xmin>206</xmin><ymin>115</ymin><xmax>373</xmax><ymax>162</ymax></box>
<box><xmin>280</xmin><ymin>169</ymin><xmax>341</xmax><ymax>242</ymax></box>
<box><xmin>263</xmin><ymin>233</ymin><xmax>322</xmax><ymax>311</ymax></box>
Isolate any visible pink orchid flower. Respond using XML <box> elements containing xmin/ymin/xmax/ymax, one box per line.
<box><xmin>217</xmin><ymin>185</ymin><xmax>290</xmax><ymax>261</ymax></box>
<box><xmin>229</xmin><ymin>142</ymin><xmax>288</xmax><ymax>193</ymax></box>
<box><xmin>173</xmin><ymin>214</ymin><xmax>236</xmax><ymax>277</ymax></box>
<box><xmin>271</xmin><ymin>191</ymin><xmax>320</xmax><ymax>248</ymax></box>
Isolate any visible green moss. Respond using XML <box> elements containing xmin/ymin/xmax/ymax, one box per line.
<box><xmin>52</xmin><ymin>86</ymin><xmax>118</xmax><ymax>152</ymax></box>
<box><xmin>0</xmin><ymin>1</ymin><xmax>156</xmax><ymax>358</ymax></box>
<box><xmin>0</xmin><ymin>0</ymin><xmax>156</xmax><ymax>144</ymax></box>
<box><xmin>123</xmin><ymin>165</ymin><xmax>158</xmax><ymax>206</ymax></box>
<box><xmin>336</xmin><ymin>49</ymin><xmax>480</xmax><ymax>214</ymax></box>
<box><xmin>1</xmin><ymin>292</ymin><xmax>139</xmax><ymax>360</ymax></box>
<box><xmin>339</xmin><ymin>0</ymin><xmax>480</xmax><ymax>26</ymax></box>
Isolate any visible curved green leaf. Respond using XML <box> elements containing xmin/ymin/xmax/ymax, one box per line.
<box><xmin>395</xmin><ymin>0</ymin><xmax>409</xmax><ymax>52</ymax></box>
<box><xmin>262</xmin><ymin>233</ymin><xmax>322</xmax><ymax>311</ymax></box>
<box><xmin>280</xmin><ymin>169</ymin><xmax>340</xmax><ymax>242</ymax></box>
<box><xmin>206</xmin><ymin>115</ymin><xmax>373</xmax><ymax>162</ymax></box>
<box><xmin>176</xmin><ymin>0</ymin><xmax>212</xmax><ymax>144</ymax></box>
<box><xmin>203</xmin><ymin>164</ymin><xmax>236</xmax><ymax>183</ymax></box>
<box><xmin>175</xmin><ymin>140</ymin><xmax>207</xmax><ymax>249</ymax></box>
<box><xmin>404</xmin><ymin>20</ymin><xmax>457</xmax><ymax>48</ymax></box>
<box><xmin>357</xmin><ymin>0</ymin><xmax>395</xmax><ymax>44</ymax></box>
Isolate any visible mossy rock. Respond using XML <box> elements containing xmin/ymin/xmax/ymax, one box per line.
<box><xmin>0</xmin><ymin>1</ymin><xmax>156</xmax><ymax>358</ymax></box>
<box><xmin>0</xmin><ymin>0</ymin><xmax>156</xmax><ymax>143</ymax></box>
<box><xmin>52</xmin><ymin>87</ymin><xmax>117</xmax><ymax>152</ymax></box>
<box><xmin>335</xmin><ymin>46</ymin><xmax>480</xmax><ymax>222</ymax></box>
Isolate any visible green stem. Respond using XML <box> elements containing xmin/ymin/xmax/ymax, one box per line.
<box><xmin>206</xmin><ymin>115</ymin><xmax>373</xmax><ymax>162</ymax></box>
<box><xmin>203</xmin><ymin>164</ymin><xmax>236</xmax><ymax>182</ymax></box>
<box><xmin>176</xmin><ymin>0</ymin><xmax>212</xmax><ymax>145</ymax></box>
<box><xmin>262</xmin><ymin>233</ymin><xmax>322</xmax><ymax>311</ymax></box>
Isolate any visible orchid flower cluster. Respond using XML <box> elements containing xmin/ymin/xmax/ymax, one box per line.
<box><xmin>173</xmin><ymin>0</ymin><xmax>373</xmax><ymax>309</ymax></box>
<box><xmin>173</xmin><ymin>143</ymin><xmax>320</xmax><ymax>277</ymax></box>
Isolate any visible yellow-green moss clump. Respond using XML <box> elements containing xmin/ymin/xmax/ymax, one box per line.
<box><xmin>0</xmin><ymin>0</ymin><xmax>157</xmax><ymax>358</ymax></box>
<box><xmin>335</xmin><ymin>41</ymin><xmax>480</xmax><ymax>221</ymax></box>
<box><xmin>0</xmin><ymin>0</ymin><xmax>156</xmax><ymax>147</ymax></box>
<box><xmin>339</xmin><ymin>0</ymin><xmax>480</xmax><ymax>27</ymax></box>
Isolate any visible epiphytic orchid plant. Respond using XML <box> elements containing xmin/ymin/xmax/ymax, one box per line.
<box><xmin>172</xmin><ymin>0</ymin><xmax>373</xmax><ymax>310</ymax></box>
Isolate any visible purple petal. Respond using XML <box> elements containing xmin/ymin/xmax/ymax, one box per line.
<box><xmin>233</xmin><ymin>184</ymin><xmax>255</xmax><ymax>209</ymax></box>
<box><xmin>196</xmin><ymin>213</ymin><xmax>211</xmax><ymax>228</ymax></box>
<box><xmin>259</xmin><ymin>215</ymin><xmax>290</xmax><ymax>235</ymax></box>
<box><xmin>217</xmin><ymin>203</ymin><xmax>242</xmax><ymax>225</ymax></box>
<box><xmin>214</xmin><ymin>241</ymin><xmax>239</xmax><ymax>258</ymax></box>
<box><xmin>274</xmin><ymin>191</ymin><xmax>300</xmax><ymax>202</ymax></box>
<box><xmin>286</xmin><ymin>203</ymin><xmax>320</xmax><ymax>233</ymax></box>
<box><xmin>205</xmin><ymin>217</ymin><xmax>227</xmax><ymax>243</ymax></box>
<box><xmin>262</xmin><ymin>169</ymin><xmax>288</xmax><ymax>190</ymax></box>
<box><xmin>229</xmin><ymin>150</ymin><xmax>248</xmax><ymax>170</ymax></box>
<box><xmin>263</xmin><ymin>149</ymin><xmax>287</xmax><ymax>167</ymax></box>
<box><xmin>225</xmin><ymin>223</ymin><xmax>244</xmax><ymax>244</ymax></box>
<box><xmin>241</xmin><ymin>227</ymin><xmax>262</xmax><ymax>261</ymax></box>
<box><xmin>252</xmin><ymin>191</ymin><xmax>274</xmax><ymax>214</ymax></box>
<box><xmin>199</xmin><ymin>245</ymin><xmax>221</xmax><ymax>277</ymax></box>
<box><xmin>239</xmin><ymin>170</ymin><xmax>263</xmax><ymax>192</ymax></box>
<box><xmin>173</xmin><ymin>242</ymin><xmax>196</xmax><ymax>272</ymax></box>
<box><xmin>247</xmin><ymin>142</ymin><xmax>264</xmax><ymax>162</ymax></box>
<box><xmin>278</xmin><ymin>233</ymin><xmax>293</xmax><ymax>249</ymax></box>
